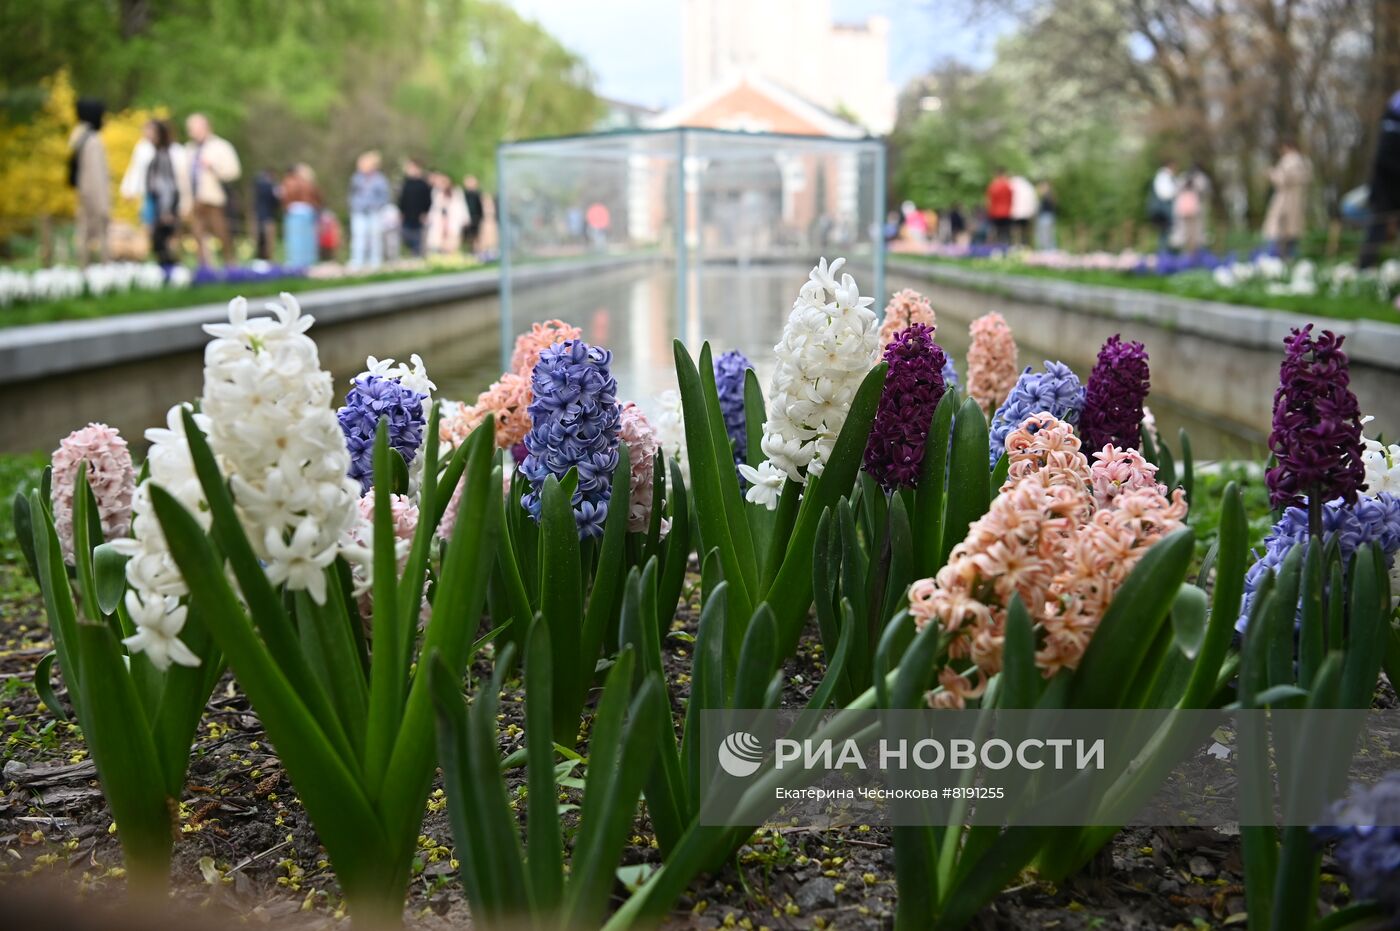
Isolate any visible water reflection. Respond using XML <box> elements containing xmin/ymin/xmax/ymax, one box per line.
<box><xmin>16</xmin><ymin>262</ymin><xmax>1270</xmax><ymax>460</ymax></box>
<box><xmin>485</xmin><ymin>262</ymin><xmax>1264</xmax><ymax>460</ymax></box>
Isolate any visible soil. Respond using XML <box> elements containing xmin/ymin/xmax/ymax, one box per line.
<box><xmin>0</xmin><ymin>575</ymin><xmax>1378</xmax><ymax>930</ymax></box>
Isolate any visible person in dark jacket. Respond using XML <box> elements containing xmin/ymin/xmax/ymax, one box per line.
<box><xmin>145</xmin><ymin>120</ymin><xmax>187</xmax><ymax>265</ymax></box>
<box><xmin>461</xmin><ymin>174</ymin><xmax>484</xmax><ymax>253</ymax></box>
<box><xmin>398</xmin><ymin>158</ymin><xmax>432</xmax><ymax>257</ymax></box>
<box><xmin>253</xmin><ymin>169</ymin><xmax>280</xmax><ymax>260</ymax></box>
<box><xmin>1361</xmin><ymin>90</ymin><xmax>1400</xmax><ymax>268</ymax></box>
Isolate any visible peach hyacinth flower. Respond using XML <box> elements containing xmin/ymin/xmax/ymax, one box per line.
<box><xmin>878</xmin><ymin>288</ymin><xmax>936</xmax><ymax>348</ymax></box>
<box><xmin>51</xmin><ymin>422</ymin><xmax>136</xmax><ymax>564</ymax></box>
<box><xmin>448</xmin><ymin>371</ymin><xmax>532</xmax><ymax>451</ymax></box>
<box><xmin>1041</xmin><ymin>484</ymin><xmax>1187</xmax><ymax>673</ymax></box>
<box><xmin>1002</xmin><ymin>411</ymin><xmax>1091</xmax><ymax>490</ymax></box>
<box><xmin>510</xmin><ymin>318</ymin><xmax>582</xmax><ymax>377</ymax></box>
<box><xmin>909</xmin><ymin>412</ymin><xmax>1187</xmax><ymax>707</ymax></box>
<box><xmin>966</xmin><ymin>312</ymin><xmax>1018</xmax><ymax>415</ymax></box>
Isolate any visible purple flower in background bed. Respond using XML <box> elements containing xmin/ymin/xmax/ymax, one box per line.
<box><xmin>338</xmin><ymin>374</ymin><xmax>428</xmax><ymax>493</ymax></box>
<box><xmin>1079</xmin><ymin>335</ymin><xmax>1150</xmax><ymax>452</ymax></box>
<box><xmin>1312</xmin><ymin>771</ymin><xmax>1400</xmax><ymax>919</ymax></box>
<box><xmin>987</xmin><ymin>361</ymin><xmax>1084</xmax><ymax>468</ymax></box>
<box><xmin>1265</xmin><ymin>325</ymin><xmax>1365</xmax><ymax>510</ymax></box>
<box><xmin>521</xmin><ymin>339</ymin><xmax>621</xmax><ymax>538</ymax></box>
<box><xmin>190</xmin><ymin>264</ymin><xmax>306</xmax><ymax>287</ymax></box>
<box><xmin>1236</xmin><ymin>492</ymin><xmax>1400</xmax><ymax>632</ymax></box>
<box><xmin>714</xmin><ymin>349</ymin><xmax>750</xmax><ymax>465</ymax></box>
<box><xmin>864</xmin><ymin>324</ymin><xmax>947</xmax><ymax>490</ymax></box>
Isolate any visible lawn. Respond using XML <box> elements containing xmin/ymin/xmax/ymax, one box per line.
<box><xmin>903</xmin><ymin>254</ymin><xmax>1400</xmax><ymax>325</ymax></box>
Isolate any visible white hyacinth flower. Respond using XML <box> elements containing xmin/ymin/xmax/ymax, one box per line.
<box><xmin>110</xmin><ymin>403</ymin><xmax>210</xmax><ymax>668</ymax></box>
<box><xmin>365</xmin><ymin>354</ymin><xmax>437</xmax><ymax>401</ymax></box>
<box><xmin>121</xmin><ymin>592</ymin><xmax>200</xmax><ymax>670</ymax></box>
<box><xmin>747</xmin><ymin>257</ymin><xmax>879</xmax><ymax>508</ymax></box>
<box><xmin>201</xmin><ymin>294</ymin><xmax>361</xmax><ymax>605</ymax></box>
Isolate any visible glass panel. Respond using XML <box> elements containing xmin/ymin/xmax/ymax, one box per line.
<box><xmin>499</xmin><ymin>129</ymin><xmax>885</xmax><ymax>412</ymax></box>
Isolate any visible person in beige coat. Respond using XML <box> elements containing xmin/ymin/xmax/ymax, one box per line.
<box><xmin>1262</xmin><ymin>141</ymin><xmax>1311</xmax><ymax>258</ymax></box>
<box><xmin>69</xmin><ymin>98</ymin><xmax>110</xmax><ymax>266</ymax></box>
<box><xmin>183</xmin><ymin>112</ymin><xmax>241</xmax><ymax>266</ymax></box>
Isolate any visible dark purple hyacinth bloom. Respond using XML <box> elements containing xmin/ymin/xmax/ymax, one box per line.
<box><xmin>1079</xmin><ymin>335</ymin><xmax>1150</xmax><ymax>453</ymax></box>
<box><xmin>521</xmin><ymin>339</ymin><xmax>621</xmax><ymax>538</ymax></box>
<box><xmin>713</xmin><ymin>350</ymin><xmax>750</xmax><ymax>465</ymax></box>
<box><xmin>1265</xmin><ymin>325</ymin><xmax>1365</xmax><ymax>510</ymax></box>
<box><xmin>863</xmin><ymin>324</ymin><xmax>947</xmax><ymax>490</ymax></box>
<box><xmin>337</xmin><ymin>374</ymin><xmax>427</xmax><ymax>493</ymax></box>
<box><xmin>1312</xmin><ymin>771</ymin><xmax>1400</xmax><ymax>919</ymax></box>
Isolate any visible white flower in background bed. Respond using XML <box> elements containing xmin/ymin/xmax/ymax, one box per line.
<box><xmin>110</xmin><ymin>404</ymin><xmax>211</xmax><ymax>669</ymax></box>
<box><xmin>1266</xmin><ymin>260</ymin><xmax>1317</xmax><ymax>296</ymax></box>
<box><xmin>202</xmin><ymin>293</ymin><xmax>361</xmax><ymax>605</ymax></box>
<box><xmin>741</xmin><ymin>257</ymin><xmax>879</xmax><ymax>508</ymax></box>
<box><xmin>136</xmin><ymin>263</ymin><xmax>166</xmax><ymax>291</ymax></box>
<box><xmin>652</xmin><ymin>389</ymin><xmax>688</xmax><ymax>483</ymax></box>
<box><xmin>0</xmin><ymin>262</ymin><xmax>180</xmax><ymax>307</ymax></box>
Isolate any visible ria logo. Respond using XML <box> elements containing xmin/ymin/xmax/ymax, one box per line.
<box><xmin>718</xmin><ymin>731</ymin><xmax>765</xmax><ymax>777</ymax></box>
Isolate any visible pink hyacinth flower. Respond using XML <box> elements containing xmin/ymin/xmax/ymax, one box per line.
<box><xmin>51</xmin><ymin>423</ymin><xmax>136</xmax><ymax>564</ymax></box>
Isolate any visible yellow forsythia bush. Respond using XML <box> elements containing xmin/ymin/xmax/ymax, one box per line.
<box><xmin>0</xmin><ymin>70</ymin><xmax>163</xmax><ymax>241</ymax></box>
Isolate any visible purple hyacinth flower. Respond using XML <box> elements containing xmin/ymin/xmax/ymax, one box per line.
<box><xmin>521</xmin><ymin>339</ymin><xmax>621</xmax><ymax>538</ymax></box>
<box><xmin>1236</xmin><ymin>492</ymin><xmax>1400</xmax><ymax>632</ymax></box>
<box><xmin>1312</xmin><ymin>771</ymin><xmax>1400</xmax><ymax>919</ymax></box>
<box><xmin>337</xmin><ymin>374</ymin><xmax>427</xmax><ymax>493</ymax></box>
<box><xmin>713</xmin><ymin>349</ymin><xmax>750</xmax><ymax>466</ymax></box>
<box><xmin>863</xmin><ymin>324</ymin><xmax>947</xmax><ymax>490</ymax></box>
<box><xmin>987</xmin><ymin>360</ymin><xmax>1085</xmax><ymax>468</ymax></box>
<box><xmin>1265</xmin><ymin>325</ymin><xmax>1365</xmax><ymax>510</ymax></box>
<box><xmin>1079</xmin><ymin>335</ymin><xmax>1150</xmax><ymax>453</ymax></box>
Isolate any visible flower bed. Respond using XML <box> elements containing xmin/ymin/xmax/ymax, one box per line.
<box><xmin>0</xmin><ymin>255</ymin><xmax>483</xmax><ymax>329</ymax></box>
<box><xmin>3</xmin><ymin>260</ymin><xmax>1399</xmax><ymax>929</ymax></box>
<box><xmin>901</xmin><ymin>247</ymin><xmax>1400</xmax><ymax>323</ymax></box>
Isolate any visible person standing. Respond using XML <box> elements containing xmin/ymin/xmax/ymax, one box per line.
<box><xmin>1361</xmin><ymin>90</ymin><xmax>1400</xmax><ymax>269</ymax></box>
<box><xmin>120</xmin><ymin>120</ymin><xmax>158</xmax><ymax>249</ymax></box>
<box><xmin>461</xmin><ymin>174</ymin><xmax>484</xmax><ymax>254</ymax></box>
<box><xmin>348</xmin><ymin>151</ymin><xmax>390</xmax><ymax>269</ymax></box>
<box><xmin>900</xmin><ymin>200</ymin><xmax>927</xmax><ymax>244</ymax></box>
<box><xmin>1147</xmin><ymin>160</ymin><xmax>1177</xmax><ymax>250</ymax></box>
<box><xmin>425</xmin><ymin>171</ymin><xmax>467</xmax><ymax>255</ymax></box>
<box><xmin>1034</xmin><ymin>180</ymin><xmax>1057</xmax><ymax>250</ymax></box>
<box><xmin>1009</xmin><ymin>175</ymin><xmax>1038</xmax><ymax>246</ymax></box>
<box><xmin>1172</xmin><ymin>165</ymin><xmax>1210</xmax><ymax>254</ymax></box>
<box><xmin>585</xmin><ymin>200</ymin><xmax>611</xmax><ymax>249</ymax></box>
<box><xmin>948</xmin><ymin>202</ymin><xmax>967</xmax><ymax>246</ymax></box>
<box><xmin>253</xmin><ymin>169</ymin><xmax>281</xmax><ymax>261</ymax></box>
<box><xmin>184</xmin><ymin>113</ymin><xmax>241</xmax><ymax>267</ymax></box>
<box><xmin>69</xmin><ymin>98</ymin><xmax>110</xmax><ymax>266</ymax></box>
<box><xmin>280</xmin><ymin>163</ymin><xmax>321</xmax><ymax>268</ymax></box>
<box><xmin>1262</xmin><ymin>141</ymin><xmax>1311</xmax><ymax>258</ymax></box>
<box><xmin>145</xmin><ymin>120</ymin><xmax>190</xmax><ymax>266</ymax></box>
<box><xmin>397</xmin><ymin>158</ymin><xmax>432</xmax><ymax>257</ymax></box>
<box><xmin>985</xmin><ymin>168</ymin><xmax>1013</xmax><ymax>246</ymax></box>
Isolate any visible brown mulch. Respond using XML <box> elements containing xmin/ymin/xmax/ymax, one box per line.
<box><xmin>0</xmin><ymin>575</ymin><xmax>1375</xmax><ymax>930</ymax></box>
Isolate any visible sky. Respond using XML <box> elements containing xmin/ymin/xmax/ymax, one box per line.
<box><xmin>506</xmin><ymin>0</ymin><xmax>1013</xmax><ymax>110</ymax></box>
